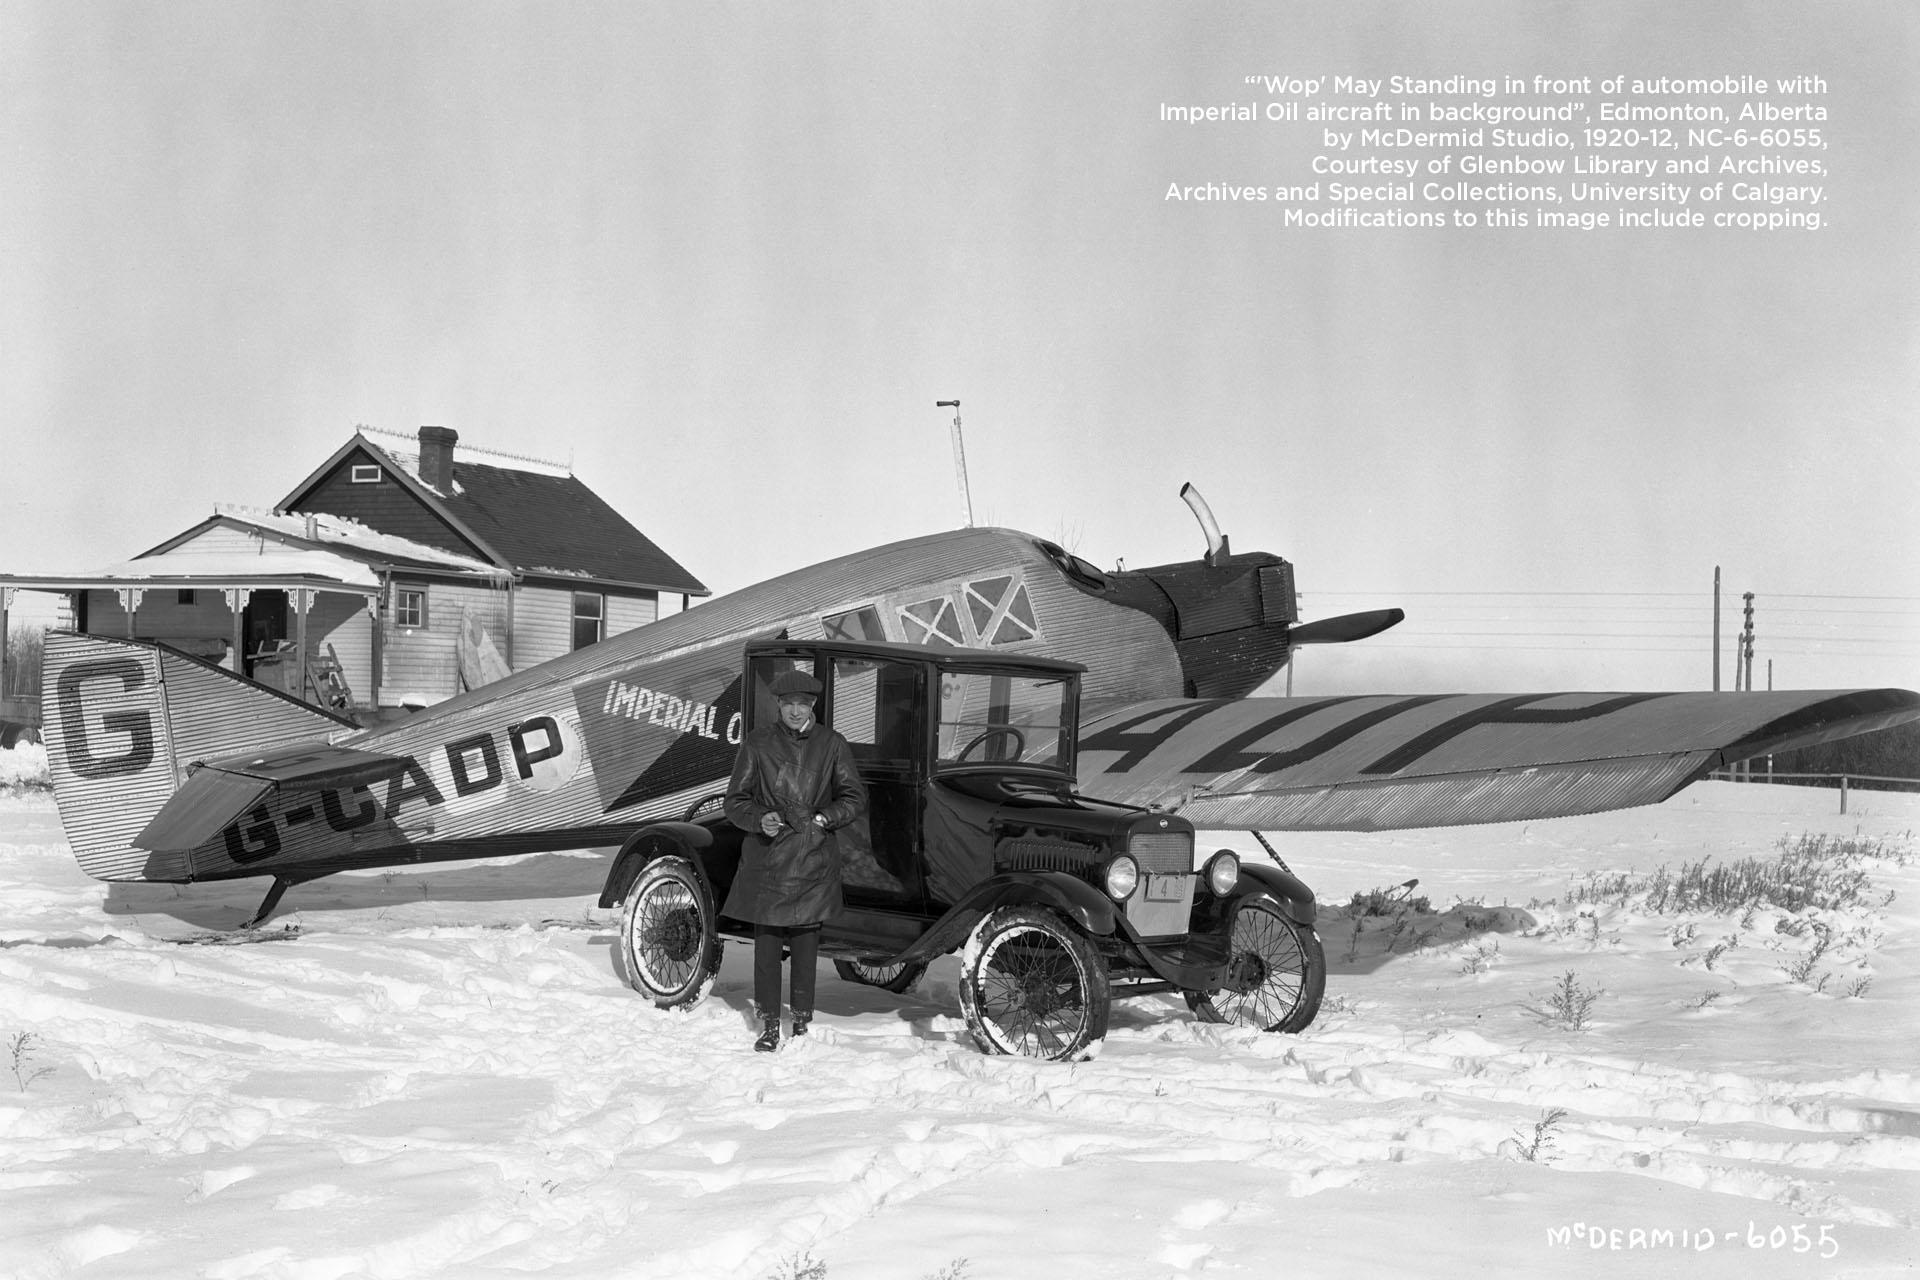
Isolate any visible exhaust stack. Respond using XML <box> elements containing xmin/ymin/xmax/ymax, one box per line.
<box><xmin>1180</xmin><ymin>483</ymin><xmax>1230</xmax><ymax>565</ymax></box>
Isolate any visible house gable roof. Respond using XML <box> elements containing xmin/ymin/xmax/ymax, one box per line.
<box><xmin>144</xmin><ymin>509</ymin><xmax>513</xmax><ymax>580</ymax></box>
<box><xmin>277</xmin><ymin>431</ymin><xmax>708</xmax><ymax>596</ymax></box>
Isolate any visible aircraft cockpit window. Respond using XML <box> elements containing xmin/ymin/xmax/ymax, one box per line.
<box><xmin>935</xmin><ymin>670</ymin><xmax>1071</xmax><ymax>771</ymax></box>
<box><xmin>964</xmin><ymin>575</ymin><xmax>1040</xmax><ymax>646</ymax></box>
<box><xmin>1035</xmin><ymin>539</ymin><xmax>1108</xmax><ymax>591</ymax></box>
<box><xmin>900</xmin><ymin>596</ymin><xmax>964</xmax><ymax>647</ymax></box>
<box><xmin>822</xmin><ymin>606</ymin><xmax>885</xmax><ymax>642</ymax></box>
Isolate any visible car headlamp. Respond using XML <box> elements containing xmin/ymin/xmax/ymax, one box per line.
<box><xmin>1203</xmin><ymin>850</ymin><xmax>1240</xmax><ymax>897</ymax></box>
<box><xmin>1103</xmin><ymin>854</ymin><xmax>1140</xmax><ymax>901</ymax></box>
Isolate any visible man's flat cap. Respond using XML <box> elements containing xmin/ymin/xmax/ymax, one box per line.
<box><xmin>770</xmin><ymin>670</ymin><xmax>822</xmax><ymax>698</ymax></box>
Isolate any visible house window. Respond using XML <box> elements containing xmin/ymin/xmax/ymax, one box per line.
<box><xmin>395</xmin><ymin>588</ymin><xmax>427</xmax><ymax>630</ymax></box>
<box><xmin>176</xmin><ymin>589</ymin><xmax>196</xmax><ymax>605</ymax></box>
<box><xmin>351</xmin><ymin>464</ymin><xmax>383</xmax><ymax>484</ymax></box>
<box><xmin>572</xmin><ymin>592</ymin><xmax>604</xmax><ymax>650</ymax></box>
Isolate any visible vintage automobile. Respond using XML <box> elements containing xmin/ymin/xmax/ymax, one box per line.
<box><xmin>597</xmin><ymin>637</ymin><xmax>1325</xmax><ymax>1061</ymax></box>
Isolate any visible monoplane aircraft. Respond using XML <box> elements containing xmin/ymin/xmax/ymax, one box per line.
<box><xmin>41</xmin><ymin>487</ymin><xmax>1920</xmax><ymax>926</ymax></box>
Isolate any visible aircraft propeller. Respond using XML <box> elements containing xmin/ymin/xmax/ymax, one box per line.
<box><xmin>1289</xmin><ymin>608</ymin><xmax>1405</xmax><ymax>646</ymax></box>
<box><xmin>1177</xmin><ymin>480</ymin><xmax>1403</xmax><ymax>648</ymax></box>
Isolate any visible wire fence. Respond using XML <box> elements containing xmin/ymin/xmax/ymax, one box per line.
<box><xmin>1707</xmin><ymin>768</ymin><xmax>1920</xmax><ymax>813</ymax></box>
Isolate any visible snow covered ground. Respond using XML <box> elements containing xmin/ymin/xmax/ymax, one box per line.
<box><xmin>3</xmin><ymin>757</ymin><xmax>1917</xmax><ymax>1279</ymax></box>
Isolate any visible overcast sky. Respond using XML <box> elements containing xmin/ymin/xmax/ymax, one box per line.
<box><xmin>4</xmin><ymin>1</ymin><xmax>1914</xmax><ymax>694</ymax></box>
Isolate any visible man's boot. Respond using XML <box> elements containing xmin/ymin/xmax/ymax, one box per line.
<box><xmin>753</xmin><ymin>1014</ymin><xmax>781</xmax><ymax>1053</ymax></box>
<box><xmin>791</xmin><ymin>1010</ymin><xmax>812</xmax><ymax>1039</ymax></box>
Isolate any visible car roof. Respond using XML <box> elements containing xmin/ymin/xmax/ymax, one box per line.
<box><xmin>744</xmin><ymin>636</ymin><xmax>1087</xmax><ymax>677</ymax></box>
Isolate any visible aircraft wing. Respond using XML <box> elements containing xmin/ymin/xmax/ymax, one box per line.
<box><xmin>132</xmin><ymin>742</ymin><xmax>415</xmax><ymax>853</ymax></box>
<box><xmin>1076</xmin><ymin>688</ymin><xmax>1920</xmax><ymax>831</ymax></box>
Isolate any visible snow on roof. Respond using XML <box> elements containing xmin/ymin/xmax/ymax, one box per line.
<box><xmin>358</xmin><ymin>424</ymin><xmax>573</xmax><ymax>481</ymax></box>
<box><xmin>210</xmin><ymin>505</ymin><xmax>512</xmax><ymax>579</ymax></box>
<box><xmin>96</xmin><ymin>546</ymin><xmax>381</xmax><ymax>588</ymax></box>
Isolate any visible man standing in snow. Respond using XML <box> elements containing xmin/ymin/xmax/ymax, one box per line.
<box><xmin>721</xmin><ymin>668</ymin><xmax>867</xmax><ymax>1052</ymax></box>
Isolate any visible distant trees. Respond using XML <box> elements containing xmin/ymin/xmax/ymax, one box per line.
<box><xmin>2</xmin><ymin>625</ymin><xmax>42</xmax><ymax>700</ymax></box>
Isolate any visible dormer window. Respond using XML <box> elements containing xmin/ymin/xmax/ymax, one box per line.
<box><xmin>351</xmin><ymin>464</ymin><xmax>383</xmax><ymax>484</ymax></box>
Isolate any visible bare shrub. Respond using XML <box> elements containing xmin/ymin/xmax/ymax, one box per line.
<box><xmin>1511</xmin><ymin>1107</ymin><xmax>1569</xmax><ymax>1162</ymax></box>
<box><xmin>1554</xmin><ymin>832</ymin><xmax>1911</xmax><ymax>917</ymax></box>
<box><xmin>767</xmin><ymin>1252</ymin><xmax>827</xmax><ymax>1280</ymax></box>
<box><xmin>1524</xmin><ymin>971</ymin><xmax>1599</xmax><ymax>1031</ymax></box>
<box><xmin>9</xmin><ymin>1031</ymin><xmax>54</xmax><ymax>1092</ymax></box>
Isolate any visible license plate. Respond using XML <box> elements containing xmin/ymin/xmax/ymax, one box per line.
<box><xmin>1145</xmin><ymin>873</ymin><xmax>1187</xmax><ymax>902</ymax></box>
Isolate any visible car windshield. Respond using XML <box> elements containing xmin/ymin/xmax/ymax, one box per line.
<box><xmin>934</xmin><ymin>670</ymin><xmax>1072</xmax><ymax>770</ymax></box>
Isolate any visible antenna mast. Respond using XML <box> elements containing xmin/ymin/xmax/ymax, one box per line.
<box><xmin>936</xmin><ymin>400</ymin><xmax>974</xmax><ymax>528</ymax></box>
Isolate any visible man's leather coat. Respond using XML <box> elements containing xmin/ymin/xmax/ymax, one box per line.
<box><xmin>721</xmin><ymin>720</ymin><xmax>868</xmax><ymax>926</ymax></box>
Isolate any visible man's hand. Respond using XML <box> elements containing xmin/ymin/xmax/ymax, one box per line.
<box><xmin>760</xmin><ymin>812</ymin><xmax>783</xmax><ymax>838</ymax></box>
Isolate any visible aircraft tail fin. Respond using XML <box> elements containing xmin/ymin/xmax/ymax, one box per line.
<box><xmin>40</xmin><ymin>632</ymin><xmax>355</xmax><ymax>882</ymax></box>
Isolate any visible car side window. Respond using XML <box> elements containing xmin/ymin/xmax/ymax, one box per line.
<box><xmin>833</xmin><ymin>658</ymin><xmax>921</xmax><ymax>770</ymax></box>
<box><xmin>935</xmin><ymin>671</ymin><xmax>1071</xmax><ymax>769</ymax></box>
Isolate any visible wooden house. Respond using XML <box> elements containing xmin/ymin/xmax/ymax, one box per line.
<box><xmin>0</xmin><ymin>426</ymin><xmax>707</xmax><ymax>722</ymax></box>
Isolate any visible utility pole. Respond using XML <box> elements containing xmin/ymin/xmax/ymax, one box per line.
<box><xmin>935</xmin><ymin>400</ymin><xmax>974</xmax><ymax>528</ymax></box>
<box><xmin>1741</xmin><ymin>592</ymin><xmax>1756</xmax><ymax>693</ymax></box>
<box><xmin>1711</xmin><ymin>566</ymin><xmax>1721</xmax><ymax>691</ymax></box>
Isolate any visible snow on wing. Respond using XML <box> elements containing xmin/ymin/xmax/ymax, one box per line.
<box><xmin>1076</xmin><ymin>688</ymin><xmax>1920</xmax><ymax>832</ymax></box>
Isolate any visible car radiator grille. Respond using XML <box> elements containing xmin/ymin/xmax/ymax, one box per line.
<box><xmin>997</xmin><ymin>839</ymin><xmax>1096</xmax><ymax>876</ymax></box>
<box><xmin>1126</xmin><ymin>831</ymin><xmax>1195</xmax><ymax>938</ymax></box>
<box><xmin>1129</xmin><ymin>832</ymin><xmax>1194</xmax><ymax>875</ymax></box>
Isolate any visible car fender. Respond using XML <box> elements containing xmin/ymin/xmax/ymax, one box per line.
<box><xmin>598</xmin><ymin>822</ymin><xmax>715</xmax><ymax>908</ymax></box>
<box><xmin>1229</xmin><ymin>861</ymin><xmax>1317</xmax><ymax>926</ymax></box>
<box><xmin>892</xmin><ymin>871</ymin><xmax>1120</xmax><ymax>965</ymax></box>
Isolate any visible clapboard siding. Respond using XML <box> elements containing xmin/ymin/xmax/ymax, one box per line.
<box><xmin>510</xmin><ymin>587</ymin><xmax>574</xmax><ymax>670</ymax></box>
<box><xmin>383</xmin><ymin>616</ymin><xmax>455</xmax><ymax>704</ymax></box>
<box><xmin>299</xmin><ymin>447</ymin><xmax>490</xmax><ymax>561</ymax></box>
<box><xmin>163</xmin><ymin>527</ymin><xmax>275</xmax><ymax>557</ymax></box>
<box><xmin>607</xmin><ymin>592</ymin><xmax>659</xmax><ymax>638</ymax></box>
<box><xmin>510</xmin><ymin>587</ymin><xmax>658</xmax><ymax>672</ymax></box>
<box><xmin>309</xmin><ymin>595</ymin><xmax>372</xmax><ymax>706</ymax></box>
<box><xmin>382</xmin><ymin>580</ymin><xmax>512</xmax><ymax>705</ymax></box>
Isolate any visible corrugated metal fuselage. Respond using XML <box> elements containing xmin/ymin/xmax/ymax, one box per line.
<box><xmin>47</xmin><ymin>527</ymin><xmax>1296</xmax><ymax>884</ymax></box>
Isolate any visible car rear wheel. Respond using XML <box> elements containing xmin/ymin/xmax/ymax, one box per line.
<box><xmin>619</xmin><ymin>856</ymin><xmax>723</xmax><ymax>1008</ymax></box>
<box><xmin>959</xmin><ymin>907</ymin><xmax>1110</xmax><ymax>1061</ymax></box>
<box><xmin>833</xmin><ymin>958</ymin><xmax>928</xmax><ymax>994</ymax></box>
<box><xmin>1185</xmin><ymin>901</ymin><xmax>1325</xmax><ymax>1033</ymax></box>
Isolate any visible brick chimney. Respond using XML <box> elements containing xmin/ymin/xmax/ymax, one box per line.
<box><xmin>418</xmin><ymin>425</ymin><xmax>458</xmax><ymax>491</ymax></box>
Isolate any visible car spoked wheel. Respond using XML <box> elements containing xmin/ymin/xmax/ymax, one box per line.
<box><xmin>833</xmin><ymin>958</ymin><xmax>929</xmax><ymax>994</ymax></box>
<box><xmin>959</xmin><ymin>907</ymin><xmax>1110</xmax><ymax>1061</ymax></box>
<box><xmin>1184</xmin><ymin>901</ymin><xmax>1325</xmax><ymax>1033</ymax></box>
<box><xmin>620</xmin><ymin>856</ymin><xmax>723</xmax><ymax>1008</ymax></box>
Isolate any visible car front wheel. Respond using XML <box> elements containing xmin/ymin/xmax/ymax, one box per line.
<box><xmin>959</xmin><ymin>907</ymin><xmax>1110</xmax><ymax>1061</ymax></box>
<box><xmin>1185</xmin><ymin>901</ymin><xmax>1325</xmax><ymax>1033</ymax></box>
<box><xmin>619</xmin><ymin>855</ymin><xmax>723</xmax><ymax>1008</ymax></box>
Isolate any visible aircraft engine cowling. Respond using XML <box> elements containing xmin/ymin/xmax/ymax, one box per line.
<box><xmin>1103</xmin><ymin>552</ymin><xmax>1299</xmax><ymax>700</ymax></box>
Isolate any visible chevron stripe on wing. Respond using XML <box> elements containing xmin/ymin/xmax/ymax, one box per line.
<box><xmin>1075</xmin><ymin>688</ymin><xmax>1920</xmax><ymax>832</ymax></box>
